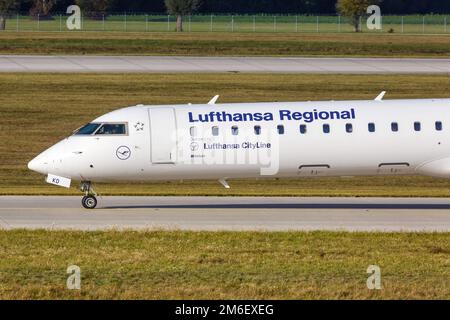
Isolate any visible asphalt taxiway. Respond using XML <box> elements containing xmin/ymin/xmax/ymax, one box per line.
<box><xmin>1</xmin><ymin>196</ymin><xmax>449</xmax><ymax>232</ymax></box>
<box><xmin>2</xmin><ymin>55</ymin><xmax>450</xmax><ymax>73</ymax></box>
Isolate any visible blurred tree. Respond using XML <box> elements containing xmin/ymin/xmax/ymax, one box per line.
<box><xmin>29</xmin><ymin>0</ymin><xmax>56</xmax><ymax>17</ymax></box>
<box><xmin>76</xmin><ymin>0</ymin><xmax>110</xmax><ymax>13</ymax></box>
<box><xmin>76</xmin><ymin>0</ymin><xmax>110</xmax><ymax>18</ymax></box>
<box><xmin>24</xmin><ymin>0</ymin><xmax>450</xmax><ymax>16</ymax></box>
<box><xmin>165</xmin><ymin>0</ymin><xmax>201</xmax><ymax>32</ymax></box>
<box><xmin>0</xmin><ymin>0</ymin><xmax>17</xmax><ymax>30</ymax></box>
<box><xmin>337</xmin><ymin>0</ymin><xmax>378</xmax><ymax>32</ymax></box>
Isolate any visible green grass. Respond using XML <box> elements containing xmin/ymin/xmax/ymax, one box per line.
<box><xmin>2</xmin><ymin>32</ymin><xmax>450</xmax><ymax>57</ymax></box>
<box><xmin>3</xmin><ymin>73</ymin><xmax>450</xmax><ymax>196</ymax></box>
<box><xmin>0</xmin><ymin>230</ymin><xmax>448</xmax><ymax>299</ymax></box>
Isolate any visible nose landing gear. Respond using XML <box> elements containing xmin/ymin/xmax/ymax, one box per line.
<box><xmin>82</xmin><ymin>195</ymin><xmax>97</xmax><ymax>209</ymax></box>
<box><xmin>80</xmin><ymin>181</ymin><xmax>97</xmax><ymax>209</ymax></box>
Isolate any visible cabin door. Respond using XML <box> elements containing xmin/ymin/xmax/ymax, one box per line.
<box><xmin>148</xmin><ymin>107</ymin><xmax>177</xmax><ymax>164</ymax></box>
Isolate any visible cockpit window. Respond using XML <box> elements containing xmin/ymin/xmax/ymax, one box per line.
<box><xmin>73</xmin><ymin>123</ymin><xmax>101</xmax><ymax>135</ymax></box>
<box><xmin>95</xmin><ymin>123</ymin><xmax>127</xmax><ymax>135</ymax></box>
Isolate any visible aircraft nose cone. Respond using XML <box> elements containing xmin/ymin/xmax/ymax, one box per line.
<box><xmin>28</xmin><ymin>156</ymin><xmax>47</xmax><ymax>174</ymax></box>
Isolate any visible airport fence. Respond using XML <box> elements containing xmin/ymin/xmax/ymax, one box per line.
<box><xmin>1</xmin><ymin>13</ymin><xmax>450</xmax><ymax>34</ymax></box>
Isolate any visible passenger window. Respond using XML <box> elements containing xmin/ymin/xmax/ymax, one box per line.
<box><xmin>212</xmin><ymin>126</ymin><xmax>219</xmax><ymax>136</ymax></box>
<box><xmin>74</xmin><ymin>123</ymin><xmax>101</xmax><ymax>135</ymax></box>
<box><xmin>299</xmin><ymin>125</ymin><xmax>307</xmax><ymax>134</ymax></box>
<box><xmin>391</xmin><ymin>122</ymin><xmax>399</xmax><ymax>132</ymax></box>
<box><xmin>231</xmin><ymin>126</ymin><xmax>239</xmax><ymax>136</ymax></box>
<box><xmin>277</xmin><ymin>125</ymin><xmax>285</xmax><ymax>135</ymax></box>
<box><xmin>95</xmin><ymin>123</ymin><xmax>126</xmax><ymax>135</ymax></box>
<box><xmin>254</xmin><ymin>126</ymin><xmax>261</xmax><ymax>135</ymax></box>
<box><xmin>323</xmin><ymin>124</ymin><xmax>330</xmax><ymax>134</ymax></box>
<box><xmin>435</xmin><ymin>121</ymin><xmax>442</xmax><ymax>131</ymax></box>
<box><xmin>346</xmin><ymin>123</ymin><xmax>353</xmax><ymax>133</ymax></box>
<box><xmin>190</xmin><ymin>126</ymin><xmax>197</xmax><ymax>137</ymax></box>
<box><xmin>414</xmin><ymin>122</ymin><xmax>421</xmax><ymax>132</ymax></box>
<box><xmin>368</xmin><ymin>123</ymin><xmax>375</xmax><ymax>133</ymax></box>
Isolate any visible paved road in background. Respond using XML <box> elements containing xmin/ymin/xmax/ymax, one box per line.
<box><xmin>2</xmin><ymin>55</ymin><xmax>450</xmax><ymax>73</ymax></box>
<box><xmin>1</xmin><ymin>196</ymin><xmax>450</xmax><ymax>232</ymax></box>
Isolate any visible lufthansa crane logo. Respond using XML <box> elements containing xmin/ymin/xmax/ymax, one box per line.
<box><xmin>190</xmin><ymin>142</ymin><xmax>199</xmax><ymax>152</ymax></box>
<box><xmin>116</xmin><ymin>146</ymin><xmax>131</xmax><ymax>160</ymax></box>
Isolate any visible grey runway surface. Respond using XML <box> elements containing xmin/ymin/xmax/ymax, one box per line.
<box><xmin>2</xmin><ymin>55</ymin><xmax>450</xmax><ymax>73</ymax></box>
<box><xmin>1</xmin><ymin>196</ymin><xmax>450</xmax><ymax>232</ymax></box>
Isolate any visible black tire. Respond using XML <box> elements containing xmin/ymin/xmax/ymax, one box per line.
<box><xmin>82</xmin><ymin>195</ymin><xmax>97</xmax><ymax>209</ymax></box>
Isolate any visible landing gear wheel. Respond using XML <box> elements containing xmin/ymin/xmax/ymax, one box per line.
<box><xmin>82</xmin><ymin>195</ymin><xmax>97</xmax><ymax>209</ymax></box>
<box><xmin>80</xmin><ymin>181</ymin><xmax>98</xmax><ymax>209</ymax></box>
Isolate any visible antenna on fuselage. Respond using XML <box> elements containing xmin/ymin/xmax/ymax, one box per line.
<box><xmin>208</xmin><ymin>95</ymin><xmax>220</xmax><ymax>105</ymax></box>
<box><xmin>375</xmin><ymin>91</ymin><xmax>386</xmax><ymax>101</ymax></box>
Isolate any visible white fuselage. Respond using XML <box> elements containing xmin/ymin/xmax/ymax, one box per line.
<box><xmin>28</xmin><ymin>99</ymin><xmax>450</xmax><ymax>184</ymax></box>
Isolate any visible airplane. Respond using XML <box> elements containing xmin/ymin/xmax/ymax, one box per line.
<box><xmin>28</xmin><ymin>93</ymin><xmax>450</xmax><ymax>209</ymax></box>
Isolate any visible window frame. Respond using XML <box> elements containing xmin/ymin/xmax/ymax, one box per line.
<box><xmin>190</xmin><ymin>126</ymin><xmax>197</xmax><ymax>137</ymax></box>
<box><xmin>299</xmin><ymin>124</ymin><xmax>307</xmax><ymax>134</ymax></box>
<box><xmin>391</xmin><ymin>122</ymin><xmax>399</xmax><ymax>132</ymax></box>
<box><xmin>212</xmin><ymin>126</ymin><xmax>219</xmax><ymax>136</ymax></box>
<box><xmin>435</xmin><ymin>121</ymin><xmax>443</xmax><ymax>131</ymax></box>
<box><xmin>94</xmin><ymin>122</ymin><xmax>129</xmax><ymax>136</ymax></box>
<box><xmin>231</xmin><ymin>126</ymin><xmax>239</xmax><ymax>136</ymax></box>
<box><xmin>345</xmin><ymin>123</ymin><xmax>353</xmax><ymax>133</ymax></box>
<box><xmin>73</xmin><ymin>123</ymin><xmax>102</xmax><ymax>136</ymax></box>
<box><xmin>254</xmin><ymin>125</ymin><xmax>262</xmax><ymax>136</ymax></box>
<box><xmin>368</xmin><ymin>122</ymin><xmax>376</xmax><ymax>133</ymax></box>
<box><xmin>414</xmin><ymin>121</ymin><xmax>421</xmax><ymax>132</ymax></box>
<box><xmin>323</xmin><ymin>124</ymin><xmax>330</xmax><ymax>134</ymax></box>
<box><xmin>277</xmin><ymin>125</ymin><xmax>285</xmax><ymax>135</ymax></box>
